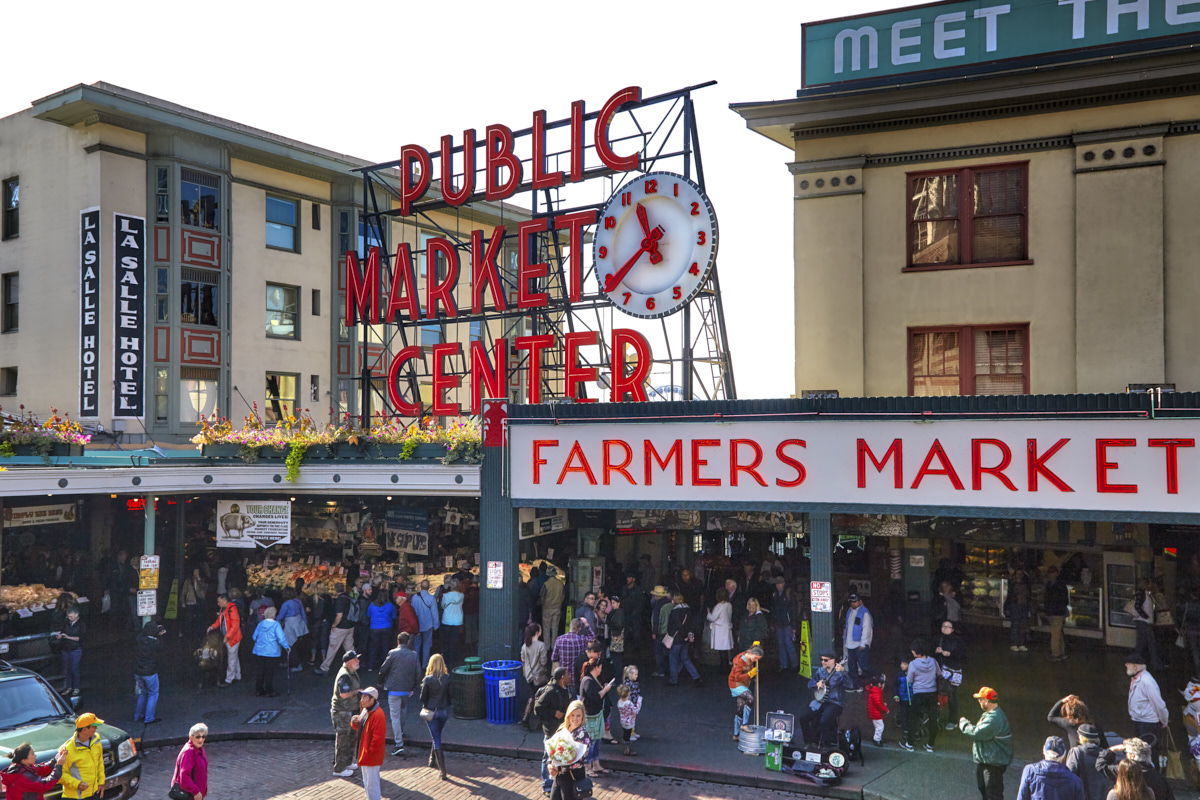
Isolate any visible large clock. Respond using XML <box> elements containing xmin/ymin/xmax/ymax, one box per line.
<box><xmin>593</xmin><ymin>171</ymin><xmax>718</xmax><ymax>319</ymax></box>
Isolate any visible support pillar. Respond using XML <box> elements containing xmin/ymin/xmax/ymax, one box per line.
<box><xmin>479</xmin><ymin>400</ymin><xmax>519</xmax><ymax>662</ymax></box>
<box><xmin>809</xmin><ymin>512</ymin><xmax>833</xmax><ymax>668</ymax></box>
<box><xmin>142</xmin><ymin>493</ymin><xmax>155</xmax><ymax>625</ymax></box>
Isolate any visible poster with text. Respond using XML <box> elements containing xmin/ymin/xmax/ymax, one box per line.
<box><xmin>216</xmin><ymin>499</ymin><xmax>292</xmax><ymax>548</ymax></box>
<box><xmin>385</xmin><ymin>508</ymin><xmax>429</xmax><ymax>555</ymax></box>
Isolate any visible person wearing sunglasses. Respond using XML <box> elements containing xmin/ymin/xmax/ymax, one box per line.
<box><xmin>169</xmin><ymin>723</ymin><xmax>208</xmax><ymax>800</ymax></box>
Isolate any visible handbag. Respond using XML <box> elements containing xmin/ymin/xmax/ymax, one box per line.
<box><xmin>609</xmin><ymin>632</ymin><xmax>625</xmax><ymax>653</ymax></box>
<box><xmin>168</xmin><ymin>785</ymin><xmax>193</xmax><ymax>800</ymax></box>
<box><xmin>660</xmin><ymin>633</ymin><xmax>675</xmax><ymax>650</ymax></box>
<box><xmin>420</xmin><ymin>707</ymin><xmax>435</xmax><ymax>722</ymax></box>
<box><xmin>1166</xmin><ymin>728</ymin><xmax>1185</xmax><ymax>781</ymax></box>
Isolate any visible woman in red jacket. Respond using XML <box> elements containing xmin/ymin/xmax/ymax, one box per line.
<box><xmin>2</xmin><ymin>743</ymin><xmax>65</xmax><ymax>799</ymax></box>
<box><xmin>171</xmin><ymin>723</ymin><xmax>209</xmax><ymax>800</ymax></box>
<box><xmin>351</xmin><ymin>687</ymin><xmax>387</xmax><ymax>799</ymax></box>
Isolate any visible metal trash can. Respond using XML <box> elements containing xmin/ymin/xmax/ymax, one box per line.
<box><xmin>482</xmin><ymin>659</ymin><xmax>522</xmax><ymax>725</ymax></box>
<box><xmin>451</xmin><ymin>658</ymin><xmax>485</xmax><ymax>720</ymax></box>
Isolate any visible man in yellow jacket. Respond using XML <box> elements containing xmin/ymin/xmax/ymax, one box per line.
<box><xmin>59</xmin><ymin>712</ymin><xmax>105</xmax><ymax>799</ymax></box>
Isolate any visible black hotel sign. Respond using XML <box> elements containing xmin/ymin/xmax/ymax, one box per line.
<box><xmin>113</xmin><ymin>213</ymin><xmax>145</xmax><ymax>418</ymax></box>
<box><xmin>78</xmin><ymin>209</ymin><xmax>100</xmax><ymax>417</ymax></box>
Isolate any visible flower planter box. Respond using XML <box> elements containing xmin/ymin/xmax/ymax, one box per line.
<box><xmin>412</xmin><ymin>443</ymin><xmax>448</xmax><ymax>460</ymax></box>
<box><xmin>2</xmin><ymin>443</ymin><xmax>85</xmax><ymax>457</ymax></box>
<box><xmin>201</xmin><ymin>444</ymin><xmax>241</xmax><ymax>458</ymax></box>
<box><xmin>303</xmin><ymin>444</ymin><xmax>337</xmax><ymax>460</ymax></box>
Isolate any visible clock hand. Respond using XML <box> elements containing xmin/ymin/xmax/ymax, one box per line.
<box><xmin>647</xmin><ymin>225</ymin><xmax>664</xmax><ymax>264</ymax></box>
<box><xmin>604</xmin><ymin>243</ymin><xmax>652</xmax><ymax>293</ymax></box>
<box><xmin>636</xmin><ymin>203</ymin><xmax>652</xmax><ymax>237</ymax></box>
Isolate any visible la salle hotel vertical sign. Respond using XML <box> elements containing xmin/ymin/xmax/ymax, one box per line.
<box><xmin>79</xmin><ymin>209</ymin><xmax>100</xmax><ymax>418</ymax></box>
<box><xmin>113</xmin><ymin>213</ymin><xmax>145</xmax><ymax>418</ymax></box>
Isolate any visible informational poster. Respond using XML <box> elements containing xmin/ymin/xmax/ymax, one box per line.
<box><xmin>79</xmin><ymin>208</ymin><xmax>100</xmax><ymax>418</ymax></box>
<box><xmin>136</xmin><ymin>589</ymin><xmax>157</xmax><ymax>617</ymax></box>
<box><xmin>385</xmin><ymin>509</ymin><xmax>429</xmax><ymax>555</ymax></box>
<box><xmin>216</xmin><ymin>499</ymin><xmax>292</xmax><ymax>548</ymax></box>
<box><xmin>2</xmin><ymin>504</ymin><xmax>76</xmax><ymax>529</ymax></box>
<box><xmin>112</xmin><ymin>213</ymin><xmax>145</xmax><ymax>418</ymax></box>
<box><xmin>810</xmin><ymin>581</ymin><xmax>833</xmax><ymax>613</ymax></box>
<box><xmin>138</xmin><ymin>555</ymin><xmax>160</xmax><ymax>589</ymax></box>
<box><xmin>498</xmin><ymin>678</ymin><xmax>517</xmax><ymax>698</ymax></box>
<box><xmin>909</xmin><ymin>555</ymin><xmax>926</xmax><ymax>568</ymax></box>
<box><xmin>486</xmin><ymin>561</ymin><xmax>504</xmax><ymax>589</ymax></box>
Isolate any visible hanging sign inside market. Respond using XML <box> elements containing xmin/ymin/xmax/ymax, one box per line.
<box><xmin>343</xmin><ymin>86</ymin><xmax>720</xmax><ymax>415</ymax></box>
<box><xmin>509</xmin><ymin>417</ymin><xmax>1200</xmax><ymax>517</ymax></box>
<box><xmin>385</xmin><ymin>508</ymin><xmax>430</xmax><ymax>555</ymax></box>
<box><xmin>2</xmin><ymin>503</ymin><xmax>77</xmax><ymax>529</ymax></box>
<box><xmin>216</xmin><ymin>499</ymin><xmax>292</xmax><ymax>549</ymax></box>
<box><xmin>803</xmin><ymin>0</ymin><xmax>1200</xmax><ymax>88</ymax></box>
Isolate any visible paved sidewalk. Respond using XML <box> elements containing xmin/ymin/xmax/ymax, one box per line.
<box><xmin>136</xmin><ymin>740</ymin><xmax>826</xmax><ymax>800</ymax></box>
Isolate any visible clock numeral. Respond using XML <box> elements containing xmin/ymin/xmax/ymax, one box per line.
<box><xmin>645</xmin><ymin>179</ymin><xmax>658</xmax><ymax>195</ymax></box>
<box><xmin>620</xmin><ymin>192</ymin><xmax>632</xmax><ymax>207</ymax></box>
<box><xmin>604</xmin><ymin>216</ymin><xmax>616</xmax><ymax>230</ymax></box>
<box><xmin>646</xmin><ymin>297</ymin><xmax>656</xmax><ymax>311</ymax></box>
<box><xmin>674</xmin><ymin>183</ymin><xmax>679</xmax><ymax>197</ymax></box>
<box><xmin>691</xmin><ymin>202</ymin><xmax>700</xmax><ymax>216</ymax></box>
<box><xmin>696</xmin><ymin>230</ymin><xmax>707</xmax><ymax>245</ymax></box>
<box><xmin>622</xmin><ymin>292</ymin><xmax>631</xmax><ymax>306</ymax></box>
<box><xmin>672</xmin><ymin>286</ymin><xmax>682</xmax><ymax>300</ymax></box>
<box><xmin>689</xmin><ymin>262</ymin><xmax>700</xmax><ymax>276</ymax></box>
<box><xmin>598</xmin><ymin>246</ymin><xmax>608</xmax><ymax>259</ymax></box>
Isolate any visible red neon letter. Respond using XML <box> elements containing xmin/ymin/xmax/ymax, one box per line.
<box><xmin>730</xmin><ymin>439</ymin><xmax>768</xmax><ymax>487</ymax></box>
<box><xmin>430</xmin><ymin>342</ymin><xmax>462</xmax><ymax>416</ymax></box>
<box><xmin>556</xmin><ymin>209</ymin><xmax>597</xmax><ymax>303</ymax></box>
<box><xmin>484</xmin><ymin>123</ymin><xmax>522</xmax><ymax>202</ymax></box>
<box><xmin>517</xmin><ymin>218</ymin><xmax>550</xmax><ymax>309</ymax></box>
<box><xmin>644</xmin><ymin>440</ymin><xmax>683</xmax><ymax>485</ymax></box>
<box><xmin>344</xmin><ymin>247</ymin><xmax>381</xmax><ymax>326</ymax></box>
<box><xmin>856</xmin><ymin>439</ymin><xmax>903</xmax><ymax>489</ymax></box>
<box><xmin>532</xmin><ymin>439</ymin><xmax>559</xmax><ymax>484</ymax></box>
<box><xmin>471</xmin><ymin>226</ymin><xmax>507</xmax><ymax>314</ymax></box>
<box><xmin>564</xmin><ymin>331</ymin><xmax>598</xmax><ymax>402</ymax></box>
<box><xmin>1027</xmin><ymin>438</ymin><xmax>1074</xmax><ymax>492</ymax></box>
<box><xmin>1096</xmin><ymin>438</ymin><xmax>1137</xmax><ymax>493</ymax></box>
<box><xmin>971</xmin><ymin>438</ymin><xmax>1017</xmax><ymax>491</ymax></box>
<box><xmin>603</xmin><ymin>440</ymin><xmax>636</xmax><ymax>485</ymax></box>
<box><xmin>439</xmin><ymin>130</ymin><xmax>475</xmax><ymax>207</ymax></box>
<box><xmin>424</xmin><ymin>238</ymin><xmax>459</xmax><ymax>319</ymax></box>
<box><xmin>776</xmin><ymin>439</ymin><xmax>808</xmax><ymax>488</ymax></box>
<box><xmin>691</xmin><ymin>439</ymin><xmax>721</xmax><ymax>487</ymax></box>
<box><xmin>595</xmin><ymin>86</ymin><xmax>641</xmax><ymax>172</ymax></box>
<box><xmin>1149</xmin><ymin>438</ymin><xmax>1195</xmax><ymax>494</ymax></box>
<box><xmin>385</xmin><ymin>243</ymin><xmax>421</xmax><ymax>323</ymax></box>
<box><xmin>610</xmin><ymin>328</ymin><xmax>652</xmax><ymax>402</ymax></box>
<box><xmin>399</xmin><ymin>144</ymin><xmax>431</xmax><ymax>216</ymax></box>
<box><xmin>569</xmin><ymin>100</ymin><xmax>586</xmax><ymax>183</ymax></box>
<box><xmin>910</xmin><ymin>439</ymin><xmax>965</xmax><ymax>490</ymax></box>
<box><xmin>557</xmin><ymin>441</ymin><xmax>598</xmax><ymax>485</ymax></box>
<box><xmin>469</xmin><ymin>338</ymin><xmax>508</xmax><ymax>416</ymax></box>
<box><xmin>531</xmin><ymin>110</ymin><xmax>563</xmax><ymax>191</ymax></box>
<box><xmin>385</xmin><ymin>345</ymin><xmax>423</xmax><ymax>416</ymax></box>
<box><xmin>514</xmin><ymin>334</ymin><xmax>555</xmax><ymax>404</ymax></box>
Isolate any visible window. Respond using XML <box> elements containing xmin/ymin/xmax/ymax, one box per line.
<box><xmin>420</xmin><ymin>323</ymin><xmax>444</xmax><ymax>346</ymax></box>
<box><xmin>180</xmin><ymin>168</ymin><xmax>219</xmax><ymax>230</ymax></box>
<box><xmin>154</xmin><ymin>167</ymin><xmax>169</xmax><ymax>223</ymax></box>
<box><xmin>179</xmin><ymin>367</ymin><xmax>218</xmax><ymax>423</ymax></box>
<box><xmin>266</xmin><ymin>196</ymin><xmax>298</xmax><ymax>251</ymax></box>
<box><xmin>909</xmin><ymin>325</ymin><xmax>1029</xmax><ymax>396</ymax></box>
<box><xmin>265</xmin><ymin>373</ymin><xmax>297</xmax><ymax>423</ymax></box>
<box><xmin>180</xmin><ymin>268</ymin><xmax>218</xmax><ymax>326</ymax></box>
<box><xmin>1</xmin><ymin>272</ymin><xmax>16</xmax><ymax>332</ymax></box>
<box><xmin>338</xmin><ymin>210</ymin><xmax>353</xmax><ymax>256</ymax></box>
<box><xmin>469</xmin><ymin>320</ymin><xmax>483</xmax><ymax>342</ymax></box>
<box><xmin>311</xmin><ymin>203</ymin><xmax>321</xmax><ymax>230</ymax></box>
<box><xmin>907</xmin><ymin>163</ymin><xmax>1027</xmax><ymax>269</ymax></box>
<box><xmin>311</xmin><ymin>289</ymin><xmax>321</xmax><ymax>317</ymax></box>
<box><xmin>0</xmin><ymin>367</ymin><xmax>16</xmax><ymax>395</ymax></box>
<box><xmin>156</xmin><ymin>268</ymin><xmax>170</xmax><ymax>323</ymax></box>
<box><xmin>266</xmin><ymin>283</ymin><xmax>299</xmax><ymax>339</ymax></box>
<box><xmin>2</xmin><ymin>177</ymin><xmax>18</xmax><ymax>240</ymax></box>
<box><xmin>154</xmin><ymin>368</ymin><xmax>169</xmax><ymax>424</ymax></box>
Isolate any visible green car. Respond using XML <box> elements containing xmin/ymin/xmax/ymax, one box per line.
<box><xmin>0</xmin><ymin>660</ymin><xmax>141</xmax><ymax>798</ymax></box>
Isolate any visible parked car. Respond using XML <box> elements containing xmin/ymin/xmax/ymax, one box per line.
<box><xmin>0</xmin><ymin>660</ymin><xmax>141</xmax><ymax>798</ymax></box>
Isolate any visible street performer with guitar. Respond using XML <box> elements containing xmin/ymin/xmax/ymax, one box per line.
<box><xmin>797</xmin><ymin>651</ymin><xmax>848</xmax><ymax>747</ymax></box>
<box><xmin>728</xmin><ymin>644</ymin><xmax>764</xmax><ymax>741</ymax></box>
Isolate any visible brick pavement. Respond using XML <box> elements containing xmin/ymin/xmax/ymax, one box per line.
<box><xmin>136</xmin><ymin>740</ymin><xmax>824</xmax><ymax>800</ymax></box>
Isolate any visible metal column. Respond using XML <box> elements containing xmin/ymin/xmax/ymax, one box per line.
<box><xmin>142</xmin><ymin>494</ymin><xmax>155</xmax><ymax>625</ymax></box>
<box><xmin>478</xmin><ymin>424</ymin><xmax>518</xmax><ymax>662</ymax></box>
<box><xmin>809</xmin><ymin>512</ymin><xmax>833</xmax><ymax>669</ymax></box>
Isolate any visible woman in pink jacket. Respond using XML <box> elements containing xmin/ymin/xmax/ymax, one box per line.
<box><xmin>170</xmin><ymin>724</ymin><xmax>209</xmax><ymax>800</ymax></box>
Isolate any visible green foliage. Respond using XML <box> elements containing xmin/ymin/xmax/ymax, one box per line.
<box><xmin>285</xmin><ymin>442</ymin><xmax>308</xmax><ymax>483</ymax></box>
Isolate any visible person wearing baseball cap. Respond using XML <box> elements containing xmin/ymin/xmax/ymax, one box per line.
<box><xmin>59</xmin><ymin>713</ymin><xmax>104</xmax><ymax>798</ymax></box>
<box><xmin>329</xmin><ymin>651</ymin><xmax>362</xmax><ymax>777</ymax></box>
<box><xmin>842</xmin><ymin>592</ymin><xmax>873</xmax><ymax>692</ymax></box>
<box><xmin>351</xmin><ymin>687</ymin><xmax>386</xmax><ymax>799</ymax></box>
<box><xmin>958</xmin><ymin>687</ymin><xmax>1013</xmax><ymax>800</ymax></box>
<box><xmin>1014</xmin><ymin>735</ymin><xmax>1083</xmax><ymax>800</ymax></box>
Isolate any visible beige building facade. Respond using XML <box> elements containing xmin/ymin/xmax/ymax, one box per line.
<box><xmin>0</xmin><ymin>83</ymin><xmax>523</xmax><ymax>443</ymax></box>
<box><xmin>735</xmin><ymin>32</ymin><xmax>1200</xmax><ymax>399</ymax></box>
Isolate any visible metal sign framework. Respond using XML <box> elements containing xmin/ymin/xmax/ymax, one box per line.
<box><xmin>349</xmin><ymin>82</ymin><xmax>735</xmax><ymax>424</ymax></box>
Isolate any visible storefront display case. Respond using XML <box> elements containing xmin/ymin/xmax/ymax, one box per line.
<box><xmin>961</xmin><ymin>545</ymin><xmax>1009</xmax><ymax>622</ymax></box>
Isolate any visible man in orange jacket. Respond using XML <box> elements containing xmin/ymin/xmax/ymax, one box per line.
<box><xmin>208</xmin><ymin>594</ymin><xmax>242</xmax><ymax>686</ymax></box>
<box><xmin>351</xmin><ymin>687</ymin><xmax>387</xmax><ymax>800</ymax></box>
<box><xmin>728</xmin><ymin>644</ymin><xmax>763</xmax><ymax>741</ymax></box>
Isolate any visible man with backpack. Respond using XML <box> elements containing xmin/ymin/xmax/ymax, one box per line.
<box><xmin>533</xmin><ymin>667</ymin><xmax>571</xmax><ymax>798</ymax></box>
<box><xmin>315</xmin><ymin>583</ymin><xmax>356</xmax><ymax>675</ymax></box>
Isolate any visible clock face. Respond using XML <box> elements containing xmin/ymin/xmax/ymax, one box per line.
<box><xmin>593</xmin><ymin>171</ymin><xmax>718</xmax><ymax>319</ymax></box>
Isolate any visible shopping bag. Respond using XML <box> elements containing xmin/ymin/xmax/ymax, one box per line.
<box><xmin>1166</xmin><ymin>728</ymin><xmax>1186</xmax><ymax>781</ymax></box>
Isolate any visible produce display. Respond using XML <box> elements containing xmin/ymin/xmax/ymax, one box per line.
<box><xmin>246</xmin><ymin>559</ymin><xmax>483</xmax><ymax>596</ymax></box>
<box><xmin>0</xmin><ymin>583</ymin><xmax>65</xmax><ymax>613</ymax></box>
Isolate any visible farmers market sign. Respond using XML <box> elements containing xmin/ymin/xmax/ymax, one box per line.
<box><xmin>803</xmin><ymin>0</ymin><xmax>1200</xmax><ymax>88</ymax></box>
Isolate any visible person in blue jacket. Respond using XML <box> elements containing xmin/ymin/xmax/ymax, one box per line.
<box><xmin>251</xmin><ymin>606</ymin><xmax>291</xmax><ymax>697</ymax></box>
<box><xmin>796</xmin><ymin>651</ymin><xmax>848</xmax><ymax>746</ymax></box>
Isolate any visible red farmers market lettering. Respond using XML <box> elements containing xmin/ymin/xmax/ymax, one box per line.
<box><xmin>532</xmin><ymin>440</ymin><xmax>559</xmax><ymax>484</ymax></box>
<box><xmin>775</xmin><ymin>439</ymin><xmax>808</xmax><ymax>487</ymax></box>
<box><xmin>1095</xmin><ymin>438</ymin><xmax>1137</xmax><ymax>494</ymax></box>
<box><xmin>1149</xmin><ymin>438</ymin><xmax>1195</xmax><ymax>494</ymax></box>
<box><xmin>1027</xmin><ymin>438</ymin><xmax>1074</xmax><ymax>492</ymax></box>
<box><xmin>558</xmin><ymin>441</ymin><xmax>598</xmax><ymax>485</ymax></box>
<box><xmin>972</xmin><ymin>438</ymin><xmax>1017</xmax><ymax>491</ymax></box>
<box><xmin>857</xmin><ymin>439</ymin><xmax>903</xmax><ymax>489</ymax></box>
<box><xmin>603</xmin><ymin>440</ymin><xmax>636</xmax><ymax>485</ymax></box>
<box><xmin>730</xmin><ymin>439</ymin><xmax>768</xmax><ymax>487</ymax></box>
<box><xmin>910</xmin><ymin>439</ymin><xmax>965</xmax><ymax>490</ymax></box>
<box><xmin>691</xmin><ymin>440</ymin><xmax>722</xmax><ymax>487</ymax></box>
<box><xmin>644</xmin><ymin>440</ymin><xmax>684</xmax><ymax>485</ymax></box>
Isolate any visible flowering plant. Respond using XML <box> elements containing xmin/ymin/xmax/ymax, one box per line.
<box><xmin>545</xmin><ymin>729</ymin><xmax>587</xmax><ymax>768</ymax></box>
<box><xmin>0</xmin><ymin>406</ymin><xmax>91</xmax><ymax>456</ymax></box>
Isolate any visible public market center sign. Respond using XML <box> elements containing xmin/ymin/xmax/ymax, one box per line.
<box><xmin>803</xmin><ymin>0</ymin><xmax>1200</xmax><ymax>88</ymax></box>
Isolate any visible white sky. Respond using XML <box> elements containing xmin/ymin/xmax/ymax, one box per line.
<box><xmin>5</xmin><ymin>0</ymin><xmax>896</xmax><ymax>400</ymax></box>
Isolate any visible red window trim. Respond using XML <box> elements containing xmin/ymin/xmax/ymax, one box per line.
<box><xmin>906</xmin><ymin>161</ymin><xmax>1029</xmax><ymax>270</ymax></box>
<box><xmin>907</xmin><ymin>323</ymin><xmax>1031</xmax><ymax>396</ymax></box>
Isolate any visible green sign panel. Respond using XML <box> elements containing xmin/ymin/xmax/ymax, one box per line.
<box><xmin>803</xmin><ymin>0</ymin><xmax>1200</xmax><ymax>88</ymax></box>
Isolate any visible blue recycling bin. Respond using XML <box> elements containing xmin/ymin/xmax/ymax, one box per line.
<box><xmin>482</xmin><ymin>659</ymin><xmax>522</xmax><ymax>724</ymax></box>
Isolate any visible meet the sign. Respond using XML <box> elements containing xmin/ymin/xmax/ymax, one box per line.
<box><xmin>510</xmin><ymin>417</ymin><xmax>1200</xmax><ymax>517</ymax></box>
<box><xmin>803</xmin><ymin>0</ymin><xmax>1200</xmax><ymax>88</ymax></box>
<box><xmin>216</xmin><ymin>500</ymin><xmax>292</xmax><ymax>549</ymax></box>
<box><xmin>112</xmin><ymin>213</ymin><xmax>145</xmax><ymax>418</ymax></box>
<box><xmin>79</xmin><ymin>208</ymin><xmax>100</xmax><ymax>418</ymax></box>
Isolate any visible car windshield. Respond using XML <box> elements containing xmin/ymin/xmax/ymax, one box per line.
<box><xmin>0</xmin><ymin>676</ymin><xmax>69</xmax><ymax>729</ymax></box>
